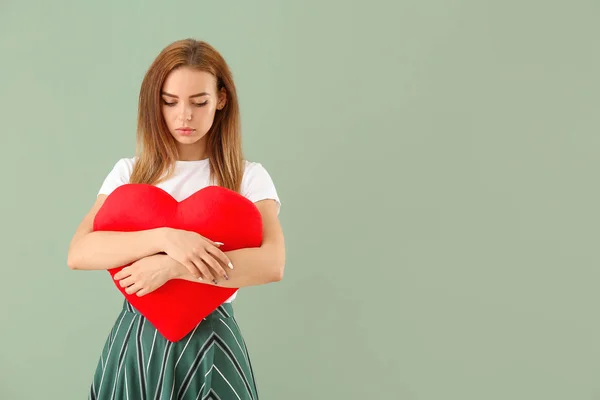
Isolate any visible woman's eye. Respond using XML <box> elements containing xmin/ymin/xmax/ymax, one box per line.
<box><xmin>161</xmin><ymin>100</ymin><xmax>207</xmax><ymax>107</ymax></box>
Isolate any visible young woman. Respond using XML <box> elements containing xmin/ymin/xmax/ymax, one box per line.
<box><xmin>67</xmin><ymin>38</ymin><xmax>285</xmax><ymax>400</ymax></box>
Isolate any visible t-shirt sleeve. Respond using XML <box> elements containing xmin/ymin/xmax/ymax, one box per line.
<box><xmin>241</xmin><ymin>162</ymin><xmax>281</xmax><ymax>215</ymax></box>
<box><xmin>97</xmin><ymin>158</ymin><xmax>133</xmax><ymax>197</ymax></box>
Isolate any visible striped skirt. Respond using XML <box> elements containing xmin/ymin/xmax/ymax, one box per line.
<box><xmin>89</xmin><ymin>300</ymin><xmax>259</xmax><ymax>400</ymax></box>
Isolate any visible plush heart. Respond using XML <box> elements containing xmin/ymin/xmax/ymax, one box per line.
<box><xmin>92</xmin><ymin>183</ymin><xmax>263</xmax><ymax>342</ymax></box>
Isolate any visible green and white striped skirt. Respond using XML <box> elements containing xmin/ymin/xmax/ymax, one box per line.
<box><xmin>89</xmin><ymin>300</ymin><xmax>259</xmax><ymax>400</ymax></box>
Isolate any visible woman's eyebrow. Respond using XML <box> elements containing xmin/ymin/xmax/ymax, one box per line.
<box><xmin>161</xmin><ymin>91</ymin><xmax>210</xmax><ymax>98</ymax></box>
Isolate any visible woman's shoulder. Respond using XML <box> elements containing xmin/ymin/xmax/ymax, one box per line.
<box><xmin>102</xmin><ymin>156</ymin><xmax>136</xmax><ymax>173</ymax></box>
<box><xmin>242</xmin><ymin>159</ymin><xmax>270</xmax><ymax>174</ymax></box>
<box><xmin>240</xmin><ymin>159</ymin><xmax>280</xmax><ymax>211</ymax></box>
<box><xmin>108</xmin><ymin>156</ymin><xmax>141</xmax><ymax>178</ymax></box>
<box><xmin>113</xmin><ymin>156</ymin><xmax>137</xmax><ymax>169</ymax></box>
<box><xmin>241</xmin><ymin>159</ymin><xmax>278</xmax><ymax>186</ymax></box>
<box><xmin>97</xmin><ymin>156</ymin><xmax>137</xmax><ymax>196</ymax></box>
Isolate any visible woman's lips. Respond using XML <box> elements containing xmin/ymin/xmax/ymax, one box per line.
<box><xmin>176</xmin><ymin>128</ymin><xmax>195</xmax><ymax>135</ymax></box>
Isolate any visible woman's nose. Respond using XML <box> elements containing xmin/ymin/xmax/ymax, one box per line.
<box><xmin>179</xmin><ymin>104</ymin><xmax>192</xmax><ymax>121</ymax></box>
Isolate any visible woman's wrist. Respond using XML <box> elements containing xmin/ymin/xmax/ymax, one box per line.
<box><xmin>143</xmin><ymin>252</ymin><xmax>181</xmax><ymax>280</ymax></box>
<box><xmin>160</xmin><ymin>254</ymin><xmax>182</xmax><ymax>280</ymax></box>
<box><xmin>153</xmin><ymin>227</ymin><xmax>171</xmax><ymax>253</ymax></box>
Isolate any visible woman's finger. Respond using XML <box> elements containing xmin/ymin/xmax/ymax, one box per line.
<box><xmin>191</xmin><ymin>256</ymin><xmax>215</xmax><ymax>282</ymax></box>
<box><xmin>206</xmin><ymin>245</ymin><xmax>234</xmax><ymax>270</ymax></box>
<box><xmin>201</xmin><ymin>253</ymin><xmax>229</xmax><ymax>281</ymax></box>
<box><xmin>183</xmin><ymin>259</ymin><xmax>206</xmax><ymax>281</ymax></box>
<box><xmin>195</xmin><ymin>234</ymin><xmax>223</xmax><ymax>249</ymax></box>
<box><xmin>119</xmin><ymin>276</ymin><xmax>135</xmax><ymax>288</ymax></box>
<box><xmin>125</xmin><ymin>283</ymin><xmax>142</xmax><ymax>295</ymax></box>
<box><xmin>114</xmin><ymin>267</ymin><xmax>132</xmax><ymax>281</ymax></box>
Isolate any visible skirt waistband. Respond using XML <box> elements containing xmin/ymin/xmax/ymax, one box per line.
<box><xmin>122</xmin><ymin>299</ymin><xmax>235</xmax><ymax>321</ymax></box>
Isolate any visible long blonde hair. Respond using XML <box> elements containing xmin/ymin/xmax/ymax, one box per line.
<box><xmin>129</xmin><ymin>39</ymin><xmax>244</xmax><ymax>192</ymax></box>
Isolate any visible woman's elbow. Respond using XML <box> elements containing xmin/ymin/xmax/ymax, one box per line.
<box><xmin>270</xmin><ymin>258</ymin><xmax>286</xmax><ymax>282</ymax></box>
<box><xmin>67</xmin><ymin>251</ymin><xmax>80</xmax><ymax>270</ymax></box>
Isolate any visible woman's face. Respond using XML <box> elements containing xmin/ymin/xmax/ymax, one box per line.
<box><xmin>160</xmin><ymin>66</ymin><xmax>226</xmax><ymax>156</ymax></box>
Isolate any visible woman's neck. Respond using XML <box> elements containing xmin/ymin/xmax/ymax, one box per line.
<box><xmin>176</xmin><ymin>142</ymin><xmax>208</xmax><ymax>161</ymax></box>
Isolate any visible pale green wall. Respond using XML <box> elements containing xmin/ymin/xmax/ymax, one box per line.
<box><xmin>1</xmin><ymin>1</ymin><xmax>600</xmax><ymax>399</ymax></box>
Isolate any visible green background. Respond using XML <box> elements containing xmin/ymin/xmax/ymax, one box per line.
<box><xmin>1</xmin><ymin>1</ymin><xmax>600</xmax><ymax>399</ymax></box>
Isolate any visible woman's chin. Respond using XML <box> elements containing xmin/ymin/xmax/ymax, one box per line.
<box><xmin>171</xmin><ymin>132</ymin><xmax>206</xmax><ymax>144</ymax></box>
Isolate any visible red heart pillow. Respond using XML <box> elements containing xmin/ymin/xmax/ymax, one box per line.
<box><xmin>92</xmin><ymin>183</ymin><xmax>263</xmax><ymax>342</ymax></box>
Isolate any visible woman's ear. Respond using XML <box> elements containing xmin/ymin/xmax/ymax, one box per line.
<box><xmin>217</xmin><ymin>88</ymin><xmax>227</xmax><ymax>110</ymax></box>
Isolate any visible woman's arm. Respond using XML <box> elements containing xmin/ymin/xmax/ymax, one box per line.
<box><xmin>171</xmin><ymin>199</ymin><xmax>286</xmax><ymax>287</ymax></box>
<box><xmin>67</xmin><ymin>195</ymin><xmax>166</xmax><ymax>270</ymax></box>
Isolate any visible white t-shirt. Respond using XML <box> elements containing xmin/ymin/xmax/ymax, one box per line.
<box><xmin>97</xmin><ymin>157</ymin><xmax>281</xmax><ymax>303</ymax></box>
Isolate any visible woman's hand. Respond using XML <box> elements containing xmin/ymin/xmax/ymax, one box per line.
<box><xmin>113</xmin><ymin>254</ymin><xmax>177</xmax><ymax>297</ymax></box>
<box><xmin>161</xmin><ymin>227</ymin><xmax>233</xmax><ymax>283</ymax></box>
